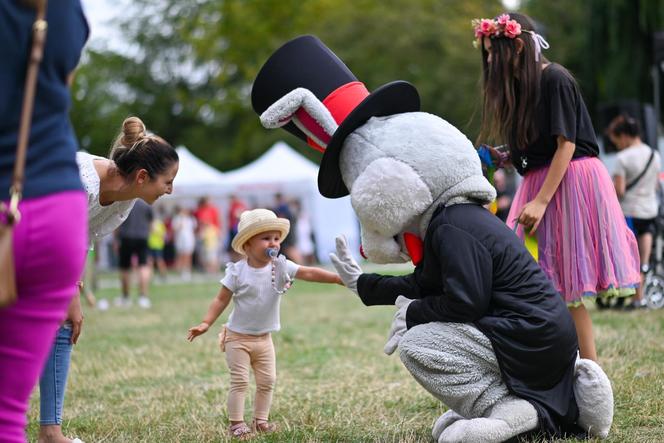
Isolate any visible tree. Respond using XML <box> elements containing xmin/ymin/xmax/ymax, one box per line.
<box><xmin>523</xmin><ymin>0</ymin><xmax>664</xmax><ymax>127</ymax></box>
<box><xmin>72</xmin><ymin>0</ymin><xmax>505</xmax><ymax>169</ymax></box>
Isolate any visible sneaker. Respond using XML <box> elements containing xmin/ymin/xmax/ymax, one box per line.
<box><xmin>138</xmin><ymin>296</ymin><xmax>151</xmax><ymax>309</ymax></box>
<box><xmin>114</xmin><ymin>296</ymin><xmax>132</xmax><ymax>308</ymax></box>
<box><xmin>97</xmin><ymin>298</ymin><xmax>110</xmax><ymax>311</ymax></box>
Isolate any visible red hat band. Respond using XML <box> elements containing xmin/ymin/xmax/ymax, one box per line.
<box><xmin>298</xmin><ymin>81</ymin><xmax>369</xmax><ymax>152</ymax></box>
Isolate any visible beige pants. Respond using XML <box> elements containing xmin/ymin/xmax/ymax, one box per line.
<box><xmin>220</xmin><ymin>327</ymin><xmax>276</xmax><ymax>422</ymax></box>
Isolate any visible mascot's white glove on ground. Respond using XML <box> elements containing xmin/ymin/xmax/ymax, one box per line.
<box><xmin>329</xmin><ymin>235</ymin><xmax>362</xmax><ymax>295</ymax></box>
<box><xmin>384</xmin><ymin>295</ymin><xmax>414</xmax><ymax>355</ymax></box>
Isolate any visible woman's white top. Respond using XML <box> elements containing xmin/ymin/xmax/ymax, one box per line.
<box><xmin>221</xmin><ymin>258</ymin><xmax>299</xmax><ymax>335</ymax></box>
<box><xmin>76</xmin><ymin>152</ymin><xmax>137</xmax><ymax>242</ymax></box>
<box><xmin>614</xmin><ymin>143</ymin><xmax>661</xmax><ymax>219</ymax></box>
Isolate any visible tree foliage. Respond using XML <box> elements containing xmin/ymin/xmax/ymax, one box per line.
<box><xmin>71</xmin><ymin>0</ymin><xmax>503</xmax><ymax>169</ymax></box>
<box><xmin>522</xmin><ymin>0</ymin><xmax>664</xmax><ymax>125</ymax></box>
<box><xmin>71</xmin><ymin>0</ymin><xmax>664</xmax><ymax>169</ymax></box>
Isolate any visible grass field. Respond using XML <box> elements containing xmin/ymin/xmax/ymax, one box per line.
<box><xmin>26</xmin><ymin>271</ymin><xmax>664</xmax><ymax>442</ymax></box>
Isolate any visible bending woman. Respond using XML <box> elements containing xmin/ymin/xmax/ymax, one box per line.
<box><xmin>37</xmin><ymin>116</ymin><xmax>179</xmax><ymax>443</ymax></box>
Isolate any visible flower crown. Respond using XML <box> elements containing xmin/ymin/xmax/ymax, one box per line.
<box><xmin>471</xmin><ymin>14</ymin><xmax>550</xmax><ymax>60</ymax></box>
<box><xmin>472</xmin><ymin>14</ymin><xmax>522</xmax><ymax>41</ymax></box>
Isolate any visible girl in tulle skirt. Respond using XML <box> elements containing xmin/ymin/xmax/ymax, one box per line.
<box><xmin>476</xmin><ymin>12</ymin><xmax>640</xmax><ymax>360</ymax></box>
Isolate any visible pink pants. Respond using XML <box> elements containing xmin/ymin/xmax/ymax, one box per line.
<box><xmin>221</xmin><ymin>328</ymin><xmax>276</xmax><ymax>422</ymax></box>
<box><xmin>0</xmin><ymin>191</ymin><xmax>87</xmax><ymax>442</ymax></box>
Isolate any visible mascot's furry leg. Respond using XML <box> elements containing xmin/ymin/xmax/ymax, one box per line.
<box><xmin>399</xmin><ymin>323</ymin><xmax>538</xmax><ymax>443</ymax></box>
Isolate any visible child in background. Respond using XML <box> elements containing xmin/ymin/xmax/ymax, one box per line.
<box><xmin>148</xmin><ymin>211</ymin><xmax>168</xmax><ymax>279</ymax></box>
<box><xmin>187</xmin><ymin>209</ymin><xmax>342</xmax><ymax>438</ymax></box>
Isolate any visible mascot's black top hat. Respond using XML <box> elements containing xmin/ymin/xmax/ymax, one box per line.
<box><xmin>251</xmin><ymin>35</ymin><xmax>420</xmax><ymax>198</ymax></box>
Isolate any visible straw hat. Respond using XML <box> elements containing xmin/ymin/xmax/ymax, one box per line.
<box><xmin>231</xmin><ymin>209</ymin><xmax>290</xmax><ymax>254</ymax></box>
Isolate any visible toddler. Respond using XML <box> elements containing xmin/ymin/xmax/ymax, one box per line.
<box><xmin>187</xmin><ymin>208</ymin><xmax>342</xmax><ymax>438</ymax></box>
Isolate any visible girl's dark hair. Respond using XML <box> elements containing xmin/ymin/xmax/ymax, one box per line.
<box><xmin>477</xmin><ymin>12</ymin><xmax>546</xmax><ymax>150</ymax></box>
<box><xmin>109</xmin><ymin>116</ymin><xmax>179</xmax><ymax>178</ymax></box>
<box><xmin>607</xmin><ymin>114</ymin><xmax>641</xmax><ymax>138</ymax></box>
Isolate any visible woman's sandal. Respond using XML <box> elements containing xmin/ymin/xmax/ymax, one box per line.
<box><xmin>228</xmin><ymin>422</ymin><xmax>253</xmax><ymax>439</ymax></box>
<box><xmin>253</xmin><ymin>419</ymin><xmax>277</xmax><ymax>434</ymax></box>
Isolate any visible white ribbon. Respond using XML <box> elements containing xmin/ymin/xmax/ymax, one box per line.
<box><xmin>524</xmin><ymin>30</ymin><xmax>550</xmax><ymax>62</ymax></box>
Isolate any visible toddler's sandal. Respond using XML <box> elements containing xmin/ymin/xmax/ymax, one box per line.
<box><xmin>229</xmin><ymin>422</ymin><xmax>253</xmax><ymax>439</ymax></box>
<box><xmin>253</xmin><ymin>419</ymin><xmax>277</xmax><ymax>434</ymax></box>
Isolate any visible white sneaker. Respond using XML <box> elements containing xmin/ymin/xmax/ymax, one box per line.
<box><xmin>97</xmin><ymin>298</ymin><xmax>110</xmax><ymax>311</ymax></box>
<box><xmin>114</xmin><ymin>297</ymin><xmax>132</xmax><ymax>308</ymax></box>
<box><xmin>138</xmin><ymin>296</ymin><xmax>151</xmax><ymax>309</ymax></box>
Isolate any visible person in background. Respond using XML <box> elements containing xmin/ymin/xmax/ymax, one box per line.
<box><xmin>227</xmin><ymin>194</ymin><xmax>247</xmax><ymax>261</ymax></box>
<box><xmin>37</xmin><ymin>116</ymin><xmax>178</xmax><ymax>443</ymax></box>
<box><xmin>475</xmin><ymin>12</ymin><xmax>640</xmax><ymax>361</ymax></box>
<box><xmin>187</xmin><ymin>209</ymin><xmax>342</xmax><ymax>439</ymax></box>
<box><xmin>493</xmin><ymin>169</ymin><xmax>514</xmax><ymax>222</ymax></box>
<box><xmin>610</xmin><ymin>114</ymin><xmax>661</xmax><ymax>309</ymax></box>
<box><xmin>172</xmin><ymin>206</ymin><xmax>197</xmax><ymax>280</ymax></box>
<box><xmin>293</xmin><ymin>200</ymin><xmax>316</xmax><ymax>265</ymax></box>
<box><xmin>0</xmin><ymin>2</ymin><xmax>89</xmax><ymax>442</ymax></box>
<box><xmin>115</xmin><ymin>200</ymin><xmax>154</xmax><ymax>308</ymax></box>
<box><xmin>194</xmin><ymin>196</ymin><xmax>221</xmax><ymax>272</ymax></box>
<box><xmin>148</xmin><ymin>208</ymin><xmax>168</xmax><ymax>280</ymax></box>
<box><xmin>273</xmin><ymin>193</ymin><xmax>302</xmax><ymax>263</ymax></box>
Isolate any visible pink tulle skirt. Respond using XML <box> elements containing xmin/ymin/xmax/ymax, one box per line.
<box><xmin>507</xmin><ymin>157</ymin><xmax>640</xmax><ymax>305</ymax></box>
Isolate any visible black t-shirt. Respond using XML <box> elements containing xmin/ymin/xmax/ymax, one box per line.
<box><xmin>511</xmin><ymin>63</ymin><xmax>599</xmax><ymax>175</ymax></box>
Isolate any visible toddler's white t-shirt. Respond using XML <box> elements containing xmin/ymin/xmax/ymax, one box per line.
<box><xmin>221</xmin><ymin>258</ymin><xmax>299</xmax><ymax>334</ymax></box>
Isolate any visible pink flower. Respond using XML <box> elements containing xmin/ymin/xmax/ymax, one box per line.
<box><xmin>479</xmin><ymin>19</ymin><xmax>496</xmax><ymax>36</ymax></box>
<box><xmin>504</xmin><ymin>20</ymin><xmax>522</xmax><ymax>38</ymax></box>
<box><xmin>496</xmin><ymin>14</ymin><xmax>510</xmax><ymax>26</ymax></box>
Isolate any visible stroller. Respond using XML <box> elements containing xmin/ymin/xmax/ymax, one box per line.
<box><xmin>642</xmin><ymin>181</ymin><xmax>664</xmax><ymax>309</ymax></box>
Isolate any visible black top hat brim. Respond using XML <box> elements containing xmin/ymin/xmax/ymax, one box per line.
<box><xmin>318</xmin><ymin>80</ymin><xmax>420</xmax><ymax>198</ymax></box>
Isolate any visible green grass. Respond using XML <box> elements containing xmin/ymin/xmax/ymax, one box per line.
<box><xmin>26</xmin><ymin>276</ymin><xmax>664</xmax><ymax>442</ymax></box>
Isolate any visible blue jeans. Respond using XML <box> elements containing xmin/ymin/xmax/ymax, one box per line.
<box><xmin>39</xmin><ymin>324</ymin><xmax>73</xmax><ymax>425</ymax></box>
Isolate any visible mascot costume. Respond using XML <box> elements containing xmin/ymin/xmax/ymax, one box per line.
<box><xmin>251</xmin><ymin>35</ymin><xmax>614</xmax><ymax>442</ymax></box>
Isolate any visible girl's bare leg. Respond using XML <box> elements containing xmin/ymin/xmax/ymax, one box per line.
<box><xmin>569</xmin><ymin>304</ymin><xmax>597</xmax><ymax>361</ymax></box>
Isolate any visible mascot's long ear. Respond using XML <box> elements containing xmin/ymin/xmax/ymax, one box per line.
<box><xmin>260</xmin><ymin>88</ymin><xmax>338</xmax><ymax>151</ymax></box>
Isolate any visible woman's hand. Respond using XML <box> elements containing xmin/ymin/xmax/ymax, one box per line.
<box><xmin>66</xmin><ymin>295</ymin><xmax>84</xmax><ymax>345</ymax></box>
<box><xmin>187</xmin><ymin>322</ymin><xmax>210</xmax><ymax>341</ymax></box>
<box><xmin>518</xmin><ymin>197</ymin><xmax>548</xmax><ymax>233</ymax></box>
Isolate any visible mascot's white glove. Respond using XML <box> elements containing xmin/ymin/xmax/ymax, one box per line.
<box><xmin>329</xmin><ymin>235</ymin><xmax>362</xmax><ymax>295</ymax></box>
<box><xmin>384</xmin><ymin>295</ymin><xmax>414</xmax><ymax>355</ymax></box>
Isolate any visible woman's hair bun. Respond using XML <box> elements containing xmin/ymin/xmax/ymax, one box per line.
<box><xmin>119</xmin><ymin>116</ymin><xmax>147</xmax><ymax>148</ymax></box>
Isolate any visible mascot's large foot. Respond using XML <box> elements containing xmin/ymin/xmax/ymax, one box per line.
<box><xmin>438</xmin><ymin>399</ymin><xmax>537</xmax><ymax>443</ymax></box>
<box><xmin>432</xmin><ymin>410</ymin><xmax>464</xmax><ymax>441</ymax></box>
<box><xmin>574</xmin><ymin>358</ymin><xmax>613</xmax><ymax>439</ymax></box>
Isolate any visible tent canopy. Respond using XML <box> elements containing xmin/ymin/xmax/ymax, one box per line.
<box><xmin>163</xmin><ymin>142</ymin><xmax>359</xmax><ymax>263</ymax></box>
<box><xmin>221</xmin><ymin>142</ymin><xmax>359</xmax><ymax>263</ymax></box>
<box><xmin>172</xmin><ymin>146</ymin><xmax>227</xmax><ymax>196</ymax></box>
<box><xmin>223</xmin><ymin>141</ymin><xmax>317</xmax><ymax>187</ymax></box>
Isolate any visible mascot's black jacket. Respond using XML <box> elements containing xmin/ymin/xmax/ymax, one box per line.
<box><xmin>358</xmin><ymin>203</ymin><xmax>583</xmax><ymax>436</ymax></box>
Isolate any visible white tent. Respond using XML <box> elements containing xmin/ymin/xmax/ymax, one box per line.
<box><xmin>222</xmin><ymin>142</ymin><xmax>359</xmax><ymax>263</ymax></box>
<box><xmin>171</xmin><ymin>146</ymin><xmax>227</xmax><ymax>197</ymax></box>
